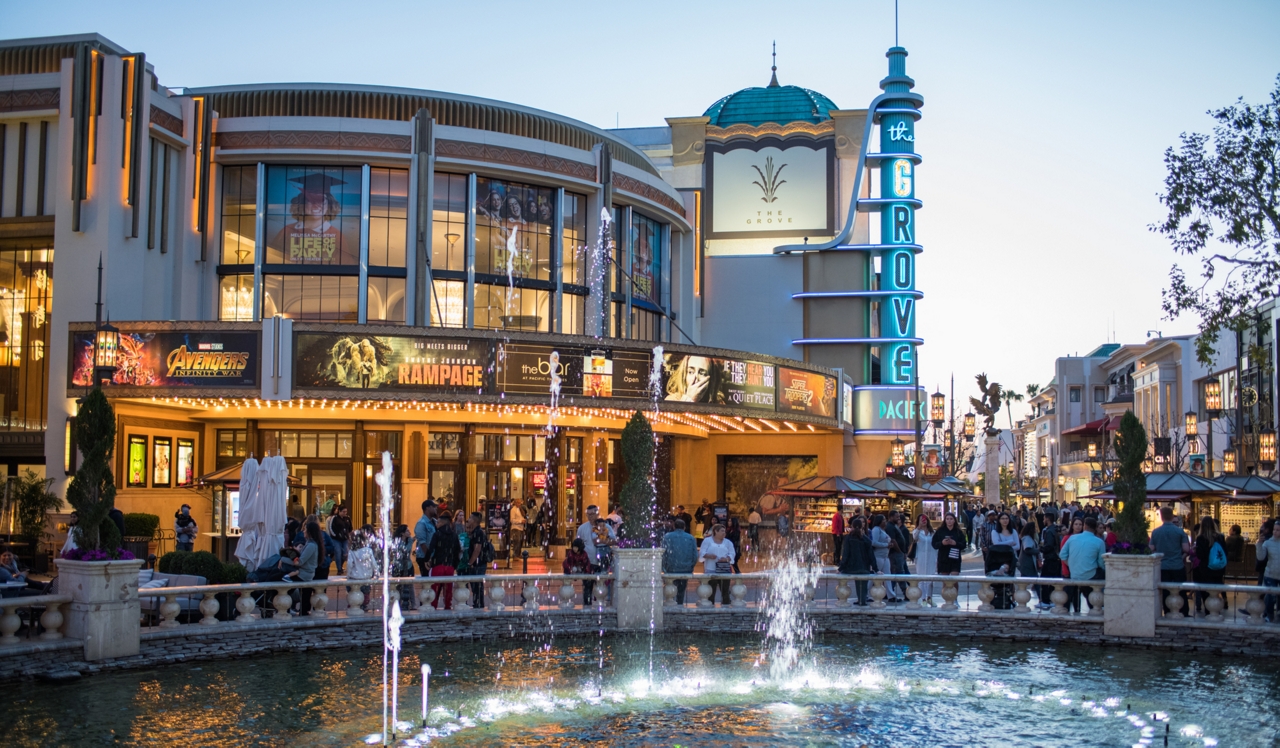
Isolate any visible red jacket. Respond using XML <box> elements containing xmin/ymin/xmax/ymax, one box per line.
<box><xmin>831</xmin><ymin>512</ymin><xmax>845</xmax><ymax>536</ymax></box>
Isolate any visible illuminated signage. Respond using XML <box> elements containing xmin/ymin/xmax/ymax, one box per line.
<box><xmin>706</xmin><ymin>140</ymin><xmax>834</xmax><ymax>249</ymax></box>
<box><xmin>778</xmin><ymin>367</ymin><xmax>836</xmax><ymax>417</ymax></box>
<box><xmin>70</xmin><ymin>331</ymin><xmax>259</xmax><ymax>387</ymax></box>
<box><xmin>877</xmin><ymin>52</ymin><xmax>920</xmax><ymax>387</ymax></box>
<box><xmin>661</xmin><ymin>353</ymin><xmax>775</xmax><ymax>410</ymax></box>
<box><xmin>497</xmin><ymin>343</ymin><xmax>583</xmax><ymax>395</ymax></box>
<box><xmin>294</xmin><ymin>333</ymin><xmax>493</xmax><ymax>392</ymax></box>
<box><xmin>853</xmin><ymin>386</ymin><xmax>926</xmax><ymax>434</ymax></box>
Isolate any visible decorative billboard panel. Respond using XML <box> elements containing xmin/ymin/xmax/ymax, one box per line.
<box><xmin>70</xmin><ymin>331</ymin><xmax>259</xmax><ymax>387</ymax></box>
<box><xmin>580</xmin><ymin>348</ymin><xmax>652</xmax><ymax>400</ymax></box>
<box><xmin>777</xmin><ymin>367</ymin><xmax>836</xmax><ymax>418</ymax></box>
<box><xmin>661</xmin><ymin>353</ymin><xmax>775</xmax><ymax>410</ymax></box>
<box><xmin>707</xmin><ymin>140</ymin><xmax>834</xmax><ymax>247</ymax></box>
<box><xmin>497</xmin><ymin>343</ymin><xmax>583</xmax><ymax>396</ymax></box>
<box><xmin>722</xmin><ymin>455</ymin><xmax>818</xmax><ymax>522</ymax></box>
<box><xmin>294</xmin><ymin>333</ymin><xmax>493</xmax><ymax>392</ymax></box>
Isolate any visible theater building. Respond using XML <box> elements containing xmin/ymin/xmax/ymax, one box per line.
<box><xmin>0</xmin><ymin>33</ymin><xmax>927</xmax><ymax>553</ymax></box>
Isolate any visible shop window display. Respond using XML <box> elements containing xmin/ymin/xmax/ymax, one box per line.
<box><xmin>0</xmin><ymin>247</ymin><xmax>53</xmax><ymax>431</ymax></box>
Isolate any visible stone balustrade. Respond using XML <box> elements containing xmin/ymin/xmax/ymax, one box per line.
<box><xmin>1157</xmin><ymin>582</ymin><xmax>1278</xmax><ymax>625</ymax></box>
<box><xmin>0</xmin><ymin>594</ymin><xmax>71</xmax><ymax>645</ymax></box>
<box><xmin>136</xmin><ymin>573</ymin><xmax>614</xmax><ymax>628</ymax></box>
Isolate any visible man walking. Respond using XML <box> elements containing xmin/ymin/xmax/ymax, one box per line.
<box><xmin>507</xmin><ymin>500</ymin><xmax>526</xmax><ymax>568</ymax></box>
<box><xmin>1150</xmin><ymin>506</ymin><xmax>1191</xmax><ymax>616</ymax></box>
<box><xmin>885</xmin><ymin>510</ymin><xmax>910</xmax><ymax>602</ymax></box>
<box><xmin>414</xmin><ymin>500</ymin><xmax>437</xmax><ymax>577</ymax></box>
<box><xmin>661</xmin><ymin>519</ymin><xmax>697</xmax><ymax>604</ymax></box>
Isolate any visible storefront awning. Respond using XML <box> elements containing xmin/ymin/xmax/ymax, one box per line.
<box><xmin>859</xmin><ymin>476</ymin><xmax>946</xmax><ymax>497</ymax></box>
<box><xmin>767</xmin><ymin>475</ymin><xmax>882</xmax><ymax>497</ymax></box>
<box><xmin>1087</xmin><ymin>471</ymin><xmax>1235</xmax><ymax>501</ymax></box>
<box><xmin>1062</xmin><ymin>418</ymin><xmax>1110</xmax><ymax>436</ymax></box>
<box><xmin>1210</xmin><ymin>475</ymin><xmax>1280</xmax><ymax>501</ymax></box>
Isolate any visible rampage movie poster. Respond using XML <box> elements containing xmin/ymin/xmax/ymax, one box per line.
<box><xmin>294</xmin><ymin>333</ymin><xmax>494</xmax><ymax>392</ymax></box>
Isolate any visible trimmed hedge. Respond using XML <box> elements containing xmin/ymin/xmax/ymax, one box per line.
<box><xmin>157</xmin><ymin>549</ymin><xmax>248</xmax><ymax>584</ymax></box>
<box><xmin>123</xmin><ymin>513</ymin><xmax>160</xmax><ymax>539</ymax></box>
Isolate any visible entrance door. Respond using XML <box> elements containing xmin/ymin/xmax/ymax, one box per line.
<box><xmin>430</xmin><ymin>468</ymin><xmax>458</xmax><ymax>512</ymax></box>
<box><xmin>289</xmin><ymin>464</ymin><xmax>351</xmax><ymax>518</ymax></box>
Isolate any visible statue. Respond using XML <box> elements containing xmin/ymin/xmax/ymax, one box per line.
<box><xmin>969</xmin><ymin>373</ymin><xmax>1003</xmax><ymax>435</ymax></box>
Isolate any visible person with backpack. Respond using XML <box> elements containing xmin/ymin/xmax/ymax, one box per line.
<box><xmin>1192</xmin><ymin>515</ymin><xmax>1227</xmax><ymax>616</ymax></box>
<box><xmin>460</xmin><ymin>512</ymin><xmax>490</xmax><ymax>609</ymax></box>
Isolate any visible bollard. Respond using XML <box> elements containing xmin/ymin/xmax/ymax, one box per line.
<box><xmin>522</xmin><ymin>550</ymin><xmax>529</xmax><ymax>575</ymax></box>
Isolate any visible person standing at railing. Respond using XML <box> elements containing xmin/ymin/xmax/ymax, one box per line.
<box><xmin>1017</xmin><ymin>522</ymin><xmax>1042</xmax><ymax>607</ymax></box>
<box><xmin>564</xmin><ymin>538</ymin><xmax>595</xmax><ymax>606</ymax></box>
<box><xmin>1060</xmin><ymin>516</ymin><xmax>1106</xmax><ymax>614</ymax></box>
<box><xmin>1192</xmin><ymin>516</ymin><xmax>1227</xmax><ymax>616</ymax></box>
<box><xmin>869</xmin><ymin>515</ymin><xmax>895</xmax><ymax>602</ymax></box>
<box><xmin>1255</xmin><ymin>521</ymin><xmax>1280</xmax><ymax>623</ymax></box>
<box><xmin>1150</xmin><ymin>506</ymin><xmax>1192</xmax><ymax>616</ymax></box>
<box><xmin>391</xmin><ymin>524</ymin><xmax>417</xmax><ymax>610</ymax></box>
<box><xmin>414</xmin><ymin>500</ymin><xmax>437</xmax><ymax>577</ymax></box>
<box><xmin>839</xmin><ymin>518</ymin><xmax>875</xmax><ymax>605</ymax></box>
<box><xmin>911</xmin><ymin>515</ymin><xmax>937</xmax><ymax>605</ymax></box>
<box><xmin>987</xmin><ymin>514</ymin><xmax>1020</xmax><ymax>610</ymax></box>
<box><xmin>461</xmin><ymin>512</ymin><xmax>488</xmax><ymax>609</ymax></box>
<box><xmin>932</xmin><ymin>513</ymin><xmax>965</xmax><ymax>577</ymax></box>
<box><xmin>1037</xmin><ymin>518</ymin><xmax>1062</xmax><ymax>610</ymax></box>
<box><xmin>426</xmin><ymin>514</ymin><xmax>461</xmax><ymax>610</ymax></box>
<box><xmin>699</xmin><ymin>524</ymin><xmax>735</xmax><ymax>606</ymax></box>
<box><xmin>329</xmin><ymin>505</ymin><xmax>352</xmax><ymax>576</ymax></box>
<box><xmin>347</xmin><ymin>526</ymin><xmax>376</xmax><ymax>612</ymax></box>
<box><xmin>831</xmin><ymin>509</ymin><xmax>846</xmax><ymax>567</ymax></box>
<box><xmin>661</xmin><ymin>519</ymin><xmax>697</xmax><ymax>605</ymax></box>
<box><xmin>726</xmin><ymin>518</ymin><xmax>743</xmax><ymax>574</ymax></box>
<box><xmin>885</xmin><ymin>511</ymin><xmax>911</xmax><ymax>603</ymax></box>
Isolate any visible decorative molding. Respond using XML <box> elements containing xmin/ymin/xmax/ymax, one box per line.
<box><xmin>0</xmin><ymin>87</ymin><xmax>59</xmax><ymax>114</ymax></box>
<box><xmin>706</xmin><ymin>120</ymin><xmax>835</xmax><ymax>141</ymax></box>
<box><xmin>435</xmin><ymin>139</ymin><xmax>596</xmax><ymax>181</ymax></box>
<box><xmin>148</xmin><ymin>104</ymin><xmax>184</xmax><ymax>137</ymax></box>
<box><xmin>612</xmin><ymin>173</ymin><xmax>686</xmax><ymax>216</ymax></box>
<box><xmin>213</xmin><ymin>130</ymin><xmax>412</xmax><ymax>153</ymax></box>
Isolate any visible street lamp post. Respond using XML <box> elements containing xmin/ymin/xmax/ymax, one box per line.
<box><xmin>1204</xmin><ymin>380</ymin><xmax>1222</xmax><ymax>477</ymax></box>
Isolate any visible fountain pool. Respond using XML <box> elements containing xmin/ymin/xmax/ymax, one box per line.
<box><xmin>8</xmin><ymin>633</ymin><xmax>1276</xmax><ymax>746</ymax></box>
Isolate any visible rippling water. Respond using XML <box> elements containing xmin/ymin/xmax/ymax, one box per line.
<box><xmin>9</xmin><ymin>633</ymin><xmax>1278</xmax><ymax>746</ymax></box>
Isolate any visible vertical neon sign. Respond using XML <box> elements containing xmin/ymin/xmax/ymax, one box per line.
<box><xmin>877</xmin><ymin>47</ymin><xmax>920</xmax><ymax>386</ymax></box>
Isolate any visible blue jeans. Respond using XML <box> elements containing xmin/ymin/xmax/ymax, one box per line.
<box><xmin>331</xmin><ymin>540</ymin><xmax>348</xmax><ymax>574</ymax></box>
<box><xmin>1265</xmin><ymin>577</ymin><xmax>1280</xmax><ymax>621</ymax></box>
<box><xmin>177</xmin><ymin>542</ymin><xmax>193</xmax><ymax>552</ymax></box>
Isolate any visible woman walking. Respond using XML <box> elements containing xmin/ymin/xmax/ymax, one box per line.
<box><xmin>911</xmin><ymin>514</ymin><xmax>938</xmax><ymax>604</ymax></box>
<box><xmin>988</xmin><ymin>513</ymin><xmax>1020</xmax><ymax>609</ymax></box>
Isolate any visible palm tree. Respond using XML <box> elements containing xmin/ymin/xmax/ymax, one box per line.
<box><xmin>1002</xmin><ymin>388</ymin><xmax>1025</xmax><ymax>431</ymax></box>
<box><xmin>1026</xmin><ymin>383</ymin><xmax>1040</xmax><ymax>399</ymax></box>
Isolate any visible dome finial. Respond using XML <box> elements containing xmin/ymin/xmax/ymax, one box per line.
<box><xmin>768</xmin><ymin>41</ymin><xmax>779</xmax><ymax>87</ymax></box>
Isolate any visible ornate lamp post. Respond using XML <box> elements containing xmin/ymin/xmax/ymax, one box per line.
<box><xmin>1223</xmin><ymin>442</ymin><xmax>1237</xmax><ymax>476</ymax></box>
<box><xmin>1260</xmin><ymin>429</ymin><xmax>1276</xmax><ymax>471</ymax></box>
<box><xmin>891</xmin><ymin>438</ymin><xmax>906</xmax><ymax>469</ymax></box>
<box><xmin>1204</xmin><ymin>380</ymin><xmax>1222</xmax><ymax>477</ymax></box>
<box><xmin>930</xmin><ymin>391</ymin><xmax>945</xmax><ymax>429</ymax></box>
<box><xmin>93</xmin><ymin>320</ymin><xmax>120</xmax><ymax>386</ymax></box>
<box><xmin>963</xmin><ymin>412</ymin><xmax>975</xmax><ymax>442</ymax></box>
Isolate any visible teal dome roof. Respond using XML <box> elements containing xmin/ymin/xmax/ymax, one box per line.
<box><xmin>703</xmin><ymin>72</ymin><xmax>838</xmax><ymax>127</ymax></box>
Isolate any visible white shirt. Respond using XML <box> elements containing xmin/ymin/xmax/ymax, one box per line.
<box><xmin>748</xmin><ymin>511</ymin><xmax>762</xmax><ymax>525</ymax></box>
<box><xmin>577</xmin><ymin>522</ymin><xmax>597</xmax><ymax>562</ymax></box>
<box><xmin>698</xmin><ymin>537</ymin><xmax>736</xmax><ymax>573</ymax></box>
<box><xmin>510</xmin><ymin>504</ymin><xmax>525</xmax><ymax>530</ymax></box>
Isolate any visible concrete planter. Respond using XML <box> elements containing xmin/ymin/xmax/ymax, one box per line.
<box><xmin>614</xmin><ymin>547</ymin><xmax>664</xmax><ymax>632</ymax></box>
<box><xmin>1102</xmin><ymin>552</ymin><xmax>1161</xmax><ymax>638</ymax></box>
<box><xmin>55</xmin><ymin>558</ymin><xmax>144</xmax><ymax>660</ymax></box>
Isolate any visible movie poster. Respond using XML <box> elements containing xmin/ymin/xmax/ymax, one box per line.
<box><xmin>176</xmin><ymin>438</ymin><xmax>195</xmax><ymax>487</ymax></box>
<box><xmin>661</xmin><ymin>353</ymin><xmax>775</xmax><ymax>409</ymax></box>
<box><xmin>922</xmin><ymin>445</ymin><xmax>942</xmax><ymax>479</ymax></box>
<box><xmin>127</xmin><ymin>435</ymin><xmax>147</xmax><ymax>488</ymax></box>
<box><xmin>777</xmin><ymin>367</ymin><xmax>837</xmax><ymax>418</ymax></box>
<box><xmin>70</xmin><ymin>331</ymin><xmax>259</xmax><ymax>387</ymax></box>
<box><xmin>722</xmin><ymin>455</ymin><xmax>818</xmax><ymax>522</ymax></box>
<box><xmin>153</xmin><ymin>437</ymin><xmax>172</xmax><ymax>487</ymax></box>
<box><xmin>265</xmin><ymin>166</ymin><xmax>362</xmax><ymax>265</ymax></box>
<box><xmin>294</xmin><ymin>333</ymin><xmax>493</xmax><ymax>392</ymax></box>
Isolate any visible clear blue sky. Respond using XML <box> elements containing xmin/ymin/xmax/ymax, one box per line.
<box><xmin>5</xmin><ymin>0</ymin><xmax>1280</xmax><ymax>421</ymax></box>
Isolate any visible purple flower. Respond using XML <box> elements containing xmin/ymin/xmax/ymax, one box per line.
<box><xmin>62</xmin><ymin>548</ymin><xmax>137</xmax><ymax>561</ymax></box>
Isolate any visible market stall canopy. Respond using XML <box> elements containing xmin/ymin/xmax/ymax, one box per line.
<box><xmin>1088</xmin><ymin>471</ymin><xmax>1234</xmax><ymax>501</ymax></box>
<box><xmin>1060</xmin><ymin>416</ymin><xmax>1121</xmax><ymax>436</ymax></box>
<box><xmin>859</xmin><ymin>476</ymin><xmax>943</xmax><ymax>497</ymax></box>
<box><xmin>1211</xmin><ymin>475</ymin><xmax>1280</xmax><ymax>500</ymax></box>
<box><xmin>924</xmin><ymin>477</ymin><xmax>972</xmax><ymax>496</ymax></box>
<box><xmin>766</xmin><ymin>475</ymin><xmax>882</xmax><ymax>497</ymax></box>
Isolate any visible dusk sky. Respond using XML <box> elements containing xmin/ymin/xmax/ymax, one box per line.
<box><xmin>6</xmin><ymin>0</ymin><xmax>1280</xmax><ymax>422</ymax></box>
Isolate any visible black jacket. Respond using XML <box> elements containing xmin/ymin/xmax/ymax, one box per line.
<box><xmin>885</xmin><ymin>522</ymin><xmax>909</xmax><ymax>555</ymax></box>
<box><xmin>838</xmin><ymin>534</ymin><xmax>877</xmax><ymax>574</ymax></box>
<box><xmin>427</xmin><ymin>525</ymin><xmax>462</xmax><ymax>569</ymax></box>
<box><xmin>931</xmin><ymin>524</ymin><xmax>967</xmax><ymax>552</ymax></box>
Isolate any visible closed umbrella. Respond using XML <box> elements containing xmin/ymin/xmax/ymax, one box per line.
<box><xmin>232</xmin><ymin>457</ymin><xmax>262</xmax><ymax>569</ymax></box>
<box><xmin>262</xmin><ymin>455</ymin><xmax>288</xmax><ymax>555</ymax></box>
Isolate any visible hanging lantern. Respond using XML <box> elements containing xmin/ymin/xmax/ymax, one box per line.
<box><xmin>891</xmin><ymin>438</ymin><xmax>906</xmax><ymax>467</ymax></box>
<box><xmin>930</xmin><ymin>391</ymin><xmax>946</xmax><ymax>427</ymax></box>
<box><xmin>1057</xmin><ymin>473</ymin><xmax>1066</xmax><ymax>487</ymax></box>
<box><xmin>1039</xmin><ymin>454</ymin><xmax>1048</xmax><ymax>470</ymax></box>
<box><xmin>944</xmin><ymin>428</ymin><xmax>953</xmax><ymax>449</ymax></box>
<box><xmin>1261</xmin><ymin>429</ymin><xmax>1277</xmax><ymax>465</ymax></box>
<box><xmin>1223</xmin><ymin>446</ymin><xmax>1237</xmax><ymax>474</ymax></box>
<box><xmin>1204</xmin><ymin>380</ymin><xmax>1222</xmax><ymax>415</ymax></box>
<box><xmin>963</xmin><ymin>412</ymin><xmax>976</xmax><ymax>441</ymax></box>
<box><xmin>1087</xmin><ymin>442</ymin><xmax>1098</xmax><ymax>459</ymax></box>
<box><xmin>93</xmin><ymin>320</ymin><xmax>120</xmax><ymax>385</ymax></box>
<box><xmin>1184</xmin><ymin>410</ymin><xmax>1198</xmax><ymax>437</ymax></box>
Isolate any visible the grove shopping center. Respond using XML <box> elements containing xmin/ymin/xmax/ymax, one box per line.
<box><xmin>0</xmin><ymin>33</ymin><xmax>929</xmax><ymax>553</ymax></box>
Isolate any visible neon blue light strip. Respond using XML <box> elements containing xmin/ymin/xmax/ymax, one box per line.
<box><xmin>872</xmin><ymin>107</ymin><xmax>922</xmax><ymax>122</ymax></box>
<box><xmin>864</xmin><ymin>152</ymin><xmax>923</xmax><ymax>164</ymax></box>
<box><xmin>791</xmin><ymin>290</ymin><xmax>923</xmax><ymax>299</ymax></box>
<box><xmin>855</xmin><ymin>429</ymin><xmax>924</xmax><ymax>436</ymax></box>
<box><xmin>854</xmin><ymin>385</ymin><xmax>923</xmax><ymax>391</ymax></box>
<box><xmin>857</xmin><ymin>198</ymin><xmax>923</xmax><ymax>211</ymax></box>
<box><xmin>792</xmin><ymin>337</ymin><xmax>924</xmax><ymax>345</ymax></box>
<box><xmin>833</xmin><ymin>243</ymin><xmax>923</xmax><ymax>253</ymax></box>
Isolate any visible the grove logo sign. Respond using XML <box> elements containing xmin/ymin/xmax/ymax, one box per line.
<box><xmin>750</xmin><ymin>156</ymin><xmax>788</xmax><ymax>202</ymax></box>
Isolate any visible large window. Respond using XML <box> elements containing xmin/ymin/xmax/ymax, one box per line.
<box><xmin>262</xmin><ymin>274</ymin><xmax>358</xmax><ymax>322</ymax></box>
<box><xmin>431</xmin><ymin>173</ymin><xmax>467</xmax><ymax>272</ymax></box>
<box><xmin>264</xmin><ymin>165</ymin><xmax>362</xmax><ymax>266</ymax></box>
<box><xmin>630</xmin><ymin>212</ymin><xmax>662</xmax><ymax>306</ymax></box>
<box><xmin>473</xmin><ymin>285</ymin><xmax>550</xmax><ymax>332</ymax></box>
<box><xmin>561</xmin><ymin>192</ymin><xmax>587</xmax><ymax>286</ymax></box>
<box><xmin>219</xmin><ymin>274</ymin><xmax>254</xmax><ymax>322</ymax></box>
<box><xmin>0</xmin><ymin>247</ymin><xmax>52</xmax><ymax>431</ymax></box>
<box><xmin>475</xmin><ymin>177</ymin><xmax>554</xmax><ymax>281</ymax></box>
<box><xmin>220</xmin><ymin>165</ymin><xmax>256</xmax><ymax>265</ymax></box>
<box><xmin>366</xmin><ymin>277</ymin><xmax>405</xmax><ymax>324</ymax></box>
<box><xmin>430</xmin><ymin>279</ymin><xmax>465</xmax><ymax>328</ymax></box>
<box><xmin>368</xmin><ymin>168</ymin><xmax>408</xmax><ymax>268</ymax></box>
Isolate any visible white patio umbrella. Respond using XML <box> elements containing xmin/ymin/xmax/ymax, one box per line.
<box><xmin>232</xmin><ymin>457</ymin><xmax>262</xmax><ymax>569</ymax></box>
<box><xmin>261</xmin><ymin>455</ymin><xmax>288</xmax><ymax>556</ymax></box>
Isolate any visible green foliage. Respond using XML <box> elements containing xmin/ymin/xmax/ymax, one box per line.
<box><xmin>1156</xmin><ymin>75</ymin><xmax>1280</xmax><ymax>365</ymax></box>
<box><xmin>98</xmin><ymin>516</ymin><xmax>121</xmax><ymax>553</ymax></box>
<box><xmin>1112</xmin><ymin>411</ymin><xmax>1151</xmax><ymax>551</ymax></box>
<box><xmin>218</xmin><ymin>562</ymin><xmax>248</xmax><ymax>585</ymax></box>
<box><xmin>11</xmin><ymin>469</ymin><xmax>63</xmax><ymax>545</ymax></box>
<box><xmin>123</xmin><ymin>513</ymin><xmax>160</xmax><ymax>539</ymax></box>
<box><xmin>158</xmin><ymin>550</ymin><xmax>190</xmax><ymax>574</ymax></box>
<box><xmin>619</xmin><ymin>411</ymin><xmax>656</xmax><ymax>546</ymax></box>
<box><xmin>65</xmin><ymin>388</ymin><xmax>117</xmax><ymax>551</ymax></box>
<box><xmin>182</xmin><ymin>551</ymin><xmax>224</xmax><ymax>583</ymax></box>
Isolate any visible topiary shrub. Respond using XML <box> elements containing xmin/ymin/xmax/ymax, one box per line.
<box><xmin>1112</xmin><ymin>410</ymin><xmax>1151</xmax><ymax>553</ymax></box>
<box><xmin>217</xmin><ymin>562</ymin><xmax>248</xmax><ymax>585</ymax></box>
<box><xmin>619</xmin><ymin>410</ymin><xmax>656</xmax><ymax>547</ymax></box>
<box><xmin>123</xmin><ymin>513</ymin><xmax>160</xmax><ymax>539</ymax></box>
<box><xmin>65</xmin><ymin>388</ymin><xmax>118</xmax><ymax>552</ymax></box>
<box><xmin>158</xmin><ymin>550</ymin><xmax>191</xmax><ymax>574</ymax></box>
<box><xmin>182</xmin><ymin>551</ymin><xmax>224</xmax><ymax>583</ymax></box>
